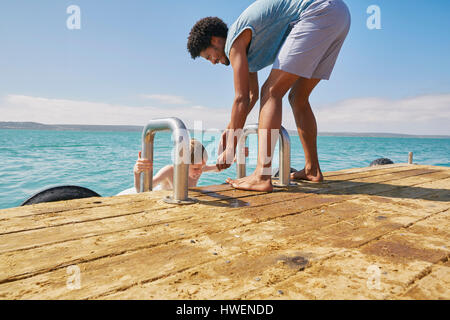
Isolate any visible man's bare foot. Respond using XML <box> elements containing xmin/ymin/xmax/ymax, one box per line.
<box><xmin>226</xmin><ymin>174</ymin><xmax>273</xmax><ymax>192</ymax></box>
<box><xmin>290</xmin><ymin>168</ymin><xmax>323</xmax><ymax>183</ymax></box>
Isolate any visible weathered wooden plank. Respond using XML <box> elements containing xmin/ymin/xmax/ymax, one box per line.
<box><xmin>399</xmin><ymin>265</ymin><xmax>450</xmax><ymax>300</ymax></box>
<box><xmin>279</xmin><ymin>166</ymin><xmax>427</xmax><ymax>195</ymax></box>
<box><xmin>323</xmin><ymin>163</ymin><xmax>411</xmax><ymax>177</ymax></box>
<box><xmin>321</xmin><ymin>172</ymin><xmax>449</xmax><ymax>198</ymax></box>
<box><xmin>360</xmin><ymin>211</ymin><xmax>450</xmax><ymax>265</ymax></box>
<box><xmin>377</xmin><ymin>177</ymin><xmax>450</xmax><ymax>202</ymax></box>
<box><xmin>100</xmin><ymin>246</ymin><xmax>343</xmax><ymax>300</ymax></box>
<box><xmin>0</xmin><ymin>189</ymin><xmax>205</xmax><ymax>222</ymax></box>
<box><xmin>321</xmin><ymin>164</ymin><xmax>419</xmax><ymax>181</ymax></box>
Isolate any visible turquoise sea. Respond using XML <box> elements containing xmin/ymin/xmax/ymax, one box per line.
<box><xmin>0</xmin><ymin>129</ymin><xmax>449</xmax><ymax>209</ymax></box>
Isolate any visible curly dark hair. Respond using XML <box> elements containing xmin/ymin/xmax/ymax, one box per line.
<box><xmin>187</xmin><ymin>17</ymin><xmax>228</xmax><ymax>59</ymax></box>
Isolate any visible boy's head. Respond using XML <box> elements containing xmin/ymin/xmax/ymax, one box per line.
<box><xmin>187</xmin><ymin>17</ymin><xmax>230</xmax><ymax>66</ymax></box>
<box><xmin>189</xmin><ymin>139</ymin><xmax>208</xmax><ymax>179</ymax></box>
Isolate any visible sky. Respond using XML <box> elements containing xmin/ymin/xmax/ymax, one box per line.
<box><xmin>1</xmin><ymin>0</ymin><xmax>449</xmax><ymax>135</ymax></box>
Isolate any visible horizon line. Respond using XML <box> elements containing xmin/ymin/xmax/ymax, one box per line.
<box><xmin>1</xmin><ymin>121</ymin><xmax>449</xmax><ymax>138</ymax></box>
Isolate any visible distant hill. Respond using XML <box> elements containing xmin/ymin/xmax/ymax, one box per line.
<box><xmin>0</xmin><ymin>122</ymin><xmax>143</xmax><ymax>132</ymax></box>
<box><xmin>0</xmin><ymin>122</ymin><xmax>448</xmax><ymax>138</ymax></box>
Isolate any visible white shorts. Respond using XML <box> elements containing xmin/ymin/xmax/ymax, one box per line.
<box><xmin>273</xmin><ymin>0</ymin><xmax>351</xmax><ymax>80</ymax></box>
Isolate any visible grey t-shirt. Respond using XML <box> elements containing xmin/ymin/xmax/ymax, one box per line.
<box><xmin>225</xmin><ymin>0</ymin><xmax>315</xmax><ymax>72</ymax></box>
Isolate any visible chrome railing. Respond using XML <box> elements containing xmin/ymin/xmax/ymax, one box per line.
<box><xmin>140</xmin><ymin>118</ymin><xmax>196</xmax><ymax>204</ymax></box>
<box><xmin>236</xmin><ymin>124</ymin><xmax>291</xmax><ymax>187</ymax></box>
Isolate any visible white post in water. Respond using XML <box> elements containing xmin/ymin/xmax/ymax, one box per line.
<box><xmin>408</xmin><ymin>152</ymin><xmax>413</xmax><ymax>164</ymax></box>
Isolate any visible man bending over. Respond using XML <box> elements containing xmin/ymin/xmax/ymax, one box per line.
<box><xmin>187</xmin><ymin>0</ymin><xmax>351</xmax><ymax>192</ymax></box>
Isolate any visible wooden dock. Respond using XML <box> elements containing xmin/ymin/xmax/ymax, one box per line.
<box><xmin>0</xmin><ymin>164</ymin><xmax>449</xmax><ymax>300</ymax></box>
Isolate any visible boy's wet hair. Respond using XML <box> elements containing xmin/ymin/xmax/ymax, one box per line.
<box><xmin>187</xmin><ymin>17</ymin><xmax>228</xmax><ymax>59</ymax></box>
<box><xmin>190</xmin><ymin>139</ymin><xmax>208</xmax><ymax>164</ymax></box>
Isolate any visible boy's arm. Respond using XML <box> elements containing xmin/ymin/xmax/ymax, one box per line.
<box><xmin>206</xmin><ymin>147</ymin><xmax>249</xmax><ymax>173</ymax></box>
<box><xmin>134</xmin><ymin>173</ymin><xmax>140</xmax><ymax>193</ymax></box>
<box><xmin>152</xmin><ymin>165</ymin><xmax>173</xmax><ymax>187</ymax></box>
<box><xmin>202</xmin><ymin>165</ymin><xmax>221</xmax><ymax>173</ymax></box>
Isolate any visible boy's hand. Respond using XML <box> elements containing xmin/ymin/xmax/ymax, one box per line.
<box><xmin>133</xmin><ymin>151</ymin><xmax>153</xmax><ymax>175</ymax></box>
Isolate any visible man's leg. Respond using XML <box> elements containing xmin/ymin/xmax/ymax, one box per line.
<box><xmin>288</xmin><ymin>77</ymin><xmax>323</xmax><ymax>182</ymax></box>
<box><xmin>226</xmin><ymin>69</ymin><xmax>299</xmax><ymax>192</ymax></box>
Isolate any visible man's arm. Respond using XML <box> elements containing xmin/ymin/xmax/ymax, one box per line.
<box><xmin>220</xmin><ymin>72</ymin><xmax>258</xmax><ymax>154</ymax></box>
<box><xmin>205</xmin><ymin>145</ymin><xmax>250</xmax><ymax>173</ymax></box>
<box><xmin>217</xmin><ymin>29</ymin><xmax>253</xmax><ymax>170</ymax></box>
<box><xmin>228</xmin><ymin>29</ymin><xmax>253</xmax><ymax>131</ymax></box>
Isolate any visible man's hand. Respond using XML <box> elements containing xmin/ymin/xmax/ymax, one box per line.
<box><xmin>217</xmin><ymin>129</ymin><xmax>227</xmax><ymax>158</ymax></box>
<box><xmin>216</xmin><ymin>147</ymin><xmax>236</xmax><ymax>171</ymax></box>
<box><xmin>216</xmin><ymin>128</ymin><xmax>239</xmax><ymax>171</ymax></box>
<box><xmin>216</xmin><ymin>147</ymin><xmax>249</xmax><ymax>171</ymax></box>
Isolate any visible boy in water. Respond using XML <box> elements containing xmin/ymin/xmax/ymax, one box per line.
<box><xmin>118</xmin><ymin>139</ymin><xmax>248</xmax><ymax>195</ymax></box>
<box><xmin>133</xmin><ymin>139</ymin><xmax>218</xmax><ymax>191</ymax></box>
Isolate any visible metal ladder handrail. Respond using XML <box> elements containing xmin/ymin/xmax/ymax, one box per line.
<box><xmin>236</xmin><ymin>124</ymin><xmax>291</xmax><ymax>186</ymax></box>
<box><xmin>140</xmin><ymin>117</ymin><xmax>196</xmax><ymax>204</ymax></box>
